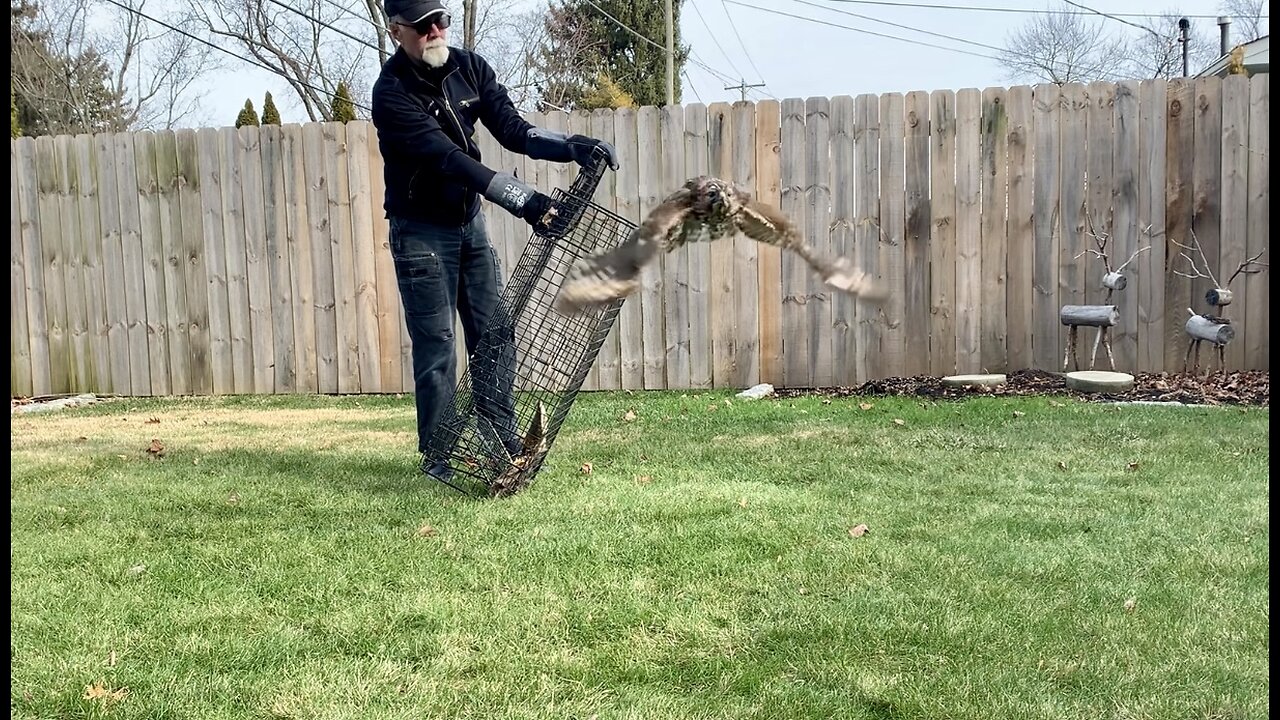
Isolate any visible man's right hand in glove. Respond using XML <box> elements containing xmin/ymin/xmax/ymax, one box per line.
<box><xmin>483</xmin><ymin>172</ymin><xmax>557</xmax><ymax>229</ymax></box>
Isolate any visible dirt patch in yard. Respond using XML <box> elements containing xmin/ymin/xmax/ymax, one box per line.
<box><xmin>775</xmin><ymin>369</ymin><xmax>1269</xmax><ymax>407</ymax></box>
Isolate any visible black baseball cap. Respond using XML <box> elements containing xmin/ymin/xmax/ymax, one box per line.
<box><xmin>384</xmin><ymin>0</ymin><xmax>446</xmax><ymax>22</ymax></box>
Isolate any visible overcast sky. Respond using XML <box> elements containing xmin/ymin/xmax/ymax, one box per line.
<box><xmin>195</xmin><ymin>0</ymin><xmax>1262</xmax><ymax>128</ymax></box>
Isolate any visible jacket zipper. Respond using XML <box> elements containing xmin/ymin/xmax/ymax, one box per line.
<box><xmin>439</xmin><ymin>68</ymin><xmax>474</xmax><ymax>215</ymax></box>
<box><xmin>439</xmin><ymin>68</ymin><xmax>469</xmax><ymax>153</ymax></box>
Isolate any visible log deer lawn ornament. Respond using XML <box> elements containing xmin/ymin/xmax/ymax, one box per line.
<box><xmin>1061</xmin><ymin>217</ymin><xmax>1150</xmax><ymax>372</ymax></box>
<box><xmin>1172</xmin><ymin>232</ymin><xmax>1267</xmax><ymax>375</ymax></box>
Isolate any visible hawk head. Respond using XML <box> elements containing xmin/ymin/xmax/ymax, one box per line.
<box><xmin>686</xmin><ymin>176</ymin><xmax>747</xmax><ymax>239</ymax></box>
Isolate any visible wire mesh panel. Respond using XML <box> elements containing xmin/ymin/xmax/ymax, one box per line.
<box><xmin>429</xmin><ymin>155</ymin><xmax>636</xmax><ymax>497</ymax></box>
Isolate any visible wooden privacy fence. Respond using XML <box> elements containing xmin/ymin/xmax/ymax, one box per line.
<box><xmin>10</xmin><ymin>74</ymin><xmax>1270</xmax><ymax>398</ymax></box>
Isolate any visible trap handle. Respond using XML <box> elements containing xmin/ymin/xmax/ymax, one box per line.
<box><xmin>532</xmin><ymin>147</ymin><xmax>613</xmax><ymax>240</ymax></box>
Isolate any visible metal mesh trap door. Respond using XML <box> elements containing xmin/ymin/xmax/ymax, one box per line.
<box><xmin>428</xmin><ymin>155</ymin><xmax>638</xmax><ymax>497</ymax></box>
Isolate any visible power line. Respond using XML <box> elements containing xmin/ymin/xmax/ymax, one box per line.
<box><xmin>724</xmin><ymin>0</ymin><xmax>1003</xmax><ymax>59</ymax></box>
<box><xmin>97</xmin><ymin>0</ymin><xmax>372</xmax><ymax>114</ymax></box>
<box><xmin>801</xmin><ymin>0</ymin><xmax>1262</xmax><ymax>19</ymax></box>
<box><xmin>719</xmin><ymin>0</ymin><xmax>768</xmax><ymax>89</ymax></box>
<box><xmin>689</xmin><ymin>0</ymin><xmax>748</xmax><ymax>82</ymax></box>
<box><xmin>789</xmin><ymin>0</ymin><xmax>1006</xmax><ymax>52</ymax></box>
<box><xmin>687</xmin><ymin>0</ymin><xmax>770</xmax><ymax>100</ymax></box>
<box><xmin>1061</xmin><ymin>0</ymin><xmax>1162</xmax><ymax>38</ymax></box>
<box><xmin>264</xmin><ymin>0</ymin><xmax>381</xmax><ymax>52</ymax></box>
<box><xmin>577</xmin><ymin>0</ymin><xmax>749</xmax><ymax>95</ymax></box>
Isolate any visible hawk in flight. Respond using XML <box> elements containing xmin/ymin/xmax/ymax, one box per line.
<box><xmin>553</xmin><ymin>176</ymin><xmax>886</xmax><ymax>315</ymax></box>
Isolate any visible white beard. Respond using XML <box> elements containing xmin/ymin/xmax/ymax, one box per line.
<box><xmin>422</xmin><ymin>41</ymin><xmax>449</xmax><ymax>68</ymax></box>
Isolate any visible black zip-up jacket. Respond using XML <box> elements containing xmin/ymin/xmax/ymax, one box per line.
<box><xmin>371</xmin><ymin>47</ymin><xmax>533</xmax><ymax>225</ymax></box>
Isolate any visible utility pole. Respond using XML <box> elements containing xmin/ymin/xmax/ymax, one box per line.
<box><xmin>725</xmin><ymin>79</ymin><xmax>765</xmax><ymax>102</ymax></box>
<box><xmin>665</xmin><ymin>0</ymin><xmax>674</xmax><ymax>106</ymax></box>
<box><xmin>464</xmin><ymin>0</ymin><xmax>477</xmax><ymax>50</ymax></box>
<box><xmin>1178</xmin><ymin>17</ymin><xmax>1190</xmax><ymax>77</ymax></box>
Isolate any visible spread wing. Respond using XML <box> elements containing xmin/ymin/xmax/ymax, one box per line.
<box><xmin>553</xmin><ymin>186</ymin><xmax>695</xmax><ymax>315</ymax></box>
<box><xmin>734</xmin><ymin>199</ymin><xmax>888</xmax><ymax>301</ymax></box>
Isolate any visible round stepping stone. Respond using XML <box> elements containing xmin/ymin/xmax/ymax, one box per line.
<box><xmin>1064</xmin><ymin>370</ymin><xmax>1135</xmax><ymax>393</ymax></box>
<box><xmin>940</xmin><ymin>374</ymin><xmax>1007</xmax><ymax>388</ymax></box>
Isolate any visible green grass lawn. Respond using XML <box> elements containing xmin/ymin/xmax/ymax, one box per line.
<box><xmin>10</xmin><ymin>390</ymin><xmax>1269</xmax><ymax>720</ymax></box>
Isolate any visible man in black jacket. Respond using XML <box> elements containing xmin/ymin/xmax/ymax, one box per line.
<box><xmin>372</xmin><ymin>0</ymin><xmax>619</xmax><ymax>482</ymax></box>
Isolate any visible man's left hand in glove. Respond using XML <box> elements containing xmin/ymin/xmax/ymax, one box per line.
<box><xmin>525</xmin><ymin>128</ymin><xmax>620</xmax><ymax>171</ymax></box>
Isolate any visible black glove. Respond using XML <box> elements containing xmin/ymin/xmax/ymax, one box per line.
<box><xmin>564</xmin><ymin>134</ymin><xmax>619</xmax><ymax>170</ymax></box>
<box><xmin>483</xmin><ymin>171</ymin><xmax>557</xmax><ymax>228</ymax></box>
<box><xmin>525</xmin><ymin>128</ymin><xmax>620</xmax><ymax>170</ymax></box>
<box><xmin>518</xmin><ymin>191</ymin><xmax>557</xmax><ymax>229</ymax></box>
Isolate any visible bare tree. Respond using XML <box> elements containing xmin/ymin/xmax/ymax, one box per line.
<box><xmin>998</xmin><ymin>8</ymin><xmax>1126</xmax><ymax>85</ymax></box>
<box><xmin>1118</xmin><ymin>10</ymin><xmax>1220</xmax><ymax>79</ymax></box>
<box><xmin>96</xmin><ymin>0</ymin><xmax>215</xmax><ymax>129</ymax></box>
<box><xmin>191</xmin><ymin>0</ymin><xmax>374</xmax><ymax>121</ymax></box>
<box><xmin>1000</xmin><ymin>3</ymin><xmax>1226</xmax><ymax>84</ymax></box>
<box><xmin>12</xmin><ymin>0</ymin><xmax>213</xmax><ymax>133</ymax></box>
<box><xmin>1219</xmin><ymin>0</ymin><xmax>1268</xmax><ymax>42</ymax></box>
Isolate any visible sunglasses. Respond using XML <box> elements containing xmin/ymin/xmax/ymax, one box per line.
<box><xmin>396</xmin><ymin>12</ymin><xmax>451</xmax><ymax>34</ymax></box>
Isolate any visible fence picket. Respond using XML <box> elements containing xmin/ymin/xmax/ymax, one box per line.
<box><xmin>979</xmin><ymin>87</ymin><xmax>1008</xmax><ymax>373</ymax></box>
<box><xmin>1004</xmin><ymin>86</ymin><xmax>1034</xmax><ymax>372</ymax></box>
<box><xmin>902</xmin><ymin>91</ymin><xmax>932</xmax><ymax>378</ymax></box>
<box><xmin>1243</xmin><ymin>75</ymin><xmax>1268</xmax><ymax>370</ymax></box>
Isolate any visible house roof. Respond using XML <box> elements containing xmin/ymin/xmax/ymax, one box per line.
<box><xmin>1197</xmin><ymin>34</ymin><xmax>1270</xmax><ymax>77</ymax></box>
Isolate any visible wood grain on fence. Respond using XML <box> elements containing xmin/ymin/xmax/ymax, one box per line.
<box><xmin>980</xmin><ymin>88</ymin><xmax>1009</xmax><ymax>375</ymax></box>
<box><xmin>1243</xmin><ymin>74</ymin><xmax>1269</xmax><ymax>370</ymax></box>
<box><xmin>9</xmin><ymin>75</ymin><xmax>1271</xmax><ymax>397</ymax></box>
<box><xmin>1004</xmin><ymin>86</ymin><xmax>1034</xmax><ymax>372</ymax></box>
<box><xmin>1111</xmin><ymin>81</ymin><xmax>1140</xmax><ymax>372</ymax></box>
<box><xmin>929</xmin><ymin>89</ymin><xmax>958</xmax><ymax>377</ymax></box>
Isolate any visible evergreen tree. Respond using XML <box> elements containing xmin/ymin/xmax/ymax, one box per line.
<box><xmin>12</xmin><ymin>0</ymin><xmax>129</xmax><ymax>136</ymax></box>
<box><xmin>261</xmin><ymin>92</ymin><xmax>281</xmax><ymax>125</ymax></box>
<box><xmin>235</xmin><ymin>99</ymin><xmax>260</xmax><ymax>128</ymax></box>
<box><xmin>331</xmin><ymin>82</ymin><xmax>357</xmax><ymax>122</ymax></box>
<box><xmin>537</xmin><ymin>0</ymin><xmax>688</xmax><ymax>109</ymax></box>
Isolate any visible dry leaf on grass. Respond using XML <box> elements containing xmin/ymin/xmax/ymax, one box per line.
<box><xmin>738</xmin><ymin>498</ymin><xmax>748</xmax><ymax>508</ymax></box>
<box><xmin>146</xmin><ymin>439</ymin><xmax>165</xmax><ymax>457</ymax></box>
<box><xmin>635</xmin><ymin>475</ymin><xmax>652</xmax><ymax>485</ymax></box>
<box><xmin>848</xmin><ymin>523</ymin><xmax>870</xmax><ymax>538</ymax></box>
<box><xmin>1123</xmin><ymin>597</ymin><xmax>1137</xmax><ymax>612</ymax></box>
<box><xmin>107</xmin><ymin>651</ymin><xmax>117</xmax><ymax>667</ymax></box>
<box><xmin>622</xmin><ymin>410</ymin><xmax>637</xmax><ymax>422</ymax></box>
<box><xmin>1013</xmin><ymin>411</ymin><xmax>1025</xmax><ymax>418</ymax></box>
<box><xmin>127</xmin><ymin>564</ymin><xmax>146</xmax><ymax>576</ymax></box>
<box><xmin>83</xmin><ymin>680</ymin><xmax>128</xmax><ymax>703</ymax></box>
<box><xmin>1126</xmin><ymin>461</ymin><xmax>1140</xmax><ymax>472</ymax></box>
<box><xmin>225</xmin><ymin>493</ymin><xmax>240</xmax><ymax>506</ymax></box>
<box><xmin>1049</xmin><ymin>400</ymin><xmax>1066</xmax><ymax>408</ymax></box>
<box><xmin>1057</xmin><ymin>461</ymin><xmax>1068</xmax><ymax>471</ymax></box>
<box><xmin>580</xmin><ymin>462</ymin><xmax>593</xmax><ymax>475</ymax></box>
<box><xmin>417</xmin><ymin>524</ymin><xmax>437</xmax><ymax>537</ymax></box>
<box><xmin>859</xmin><ymin>403</ymin><xmax>874</xmax><ymax>411</ymax></box>
<box><xmin>892</xmin><ymin>419</ymin><xmax>906</xmax><ymax>426</ymax></box>
<box><xmin>145</xmin><ymin>417</ymin><xmax>160</xmax><ymax>424</ymax></box>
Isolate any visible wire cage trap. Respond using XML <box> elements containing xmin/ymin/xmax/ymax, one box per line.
<box><xmin>427</xmin><ymin>152</ymin><xmax>636</xmax><ymax>497</ymax></box>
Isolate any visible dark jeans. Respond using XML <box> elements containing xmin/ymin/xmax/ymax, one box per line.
<box><xmin>389</xmin><ymin>213</ymin><xmax>517</xmax><ymax>459</ymax></box>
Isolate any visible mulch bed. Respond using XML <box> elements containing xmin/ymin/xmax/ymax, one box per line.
<box><xmin>775</xmin><ymin>369</ymin><xmax>1270</xmax><ymax>407</ymax></box>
